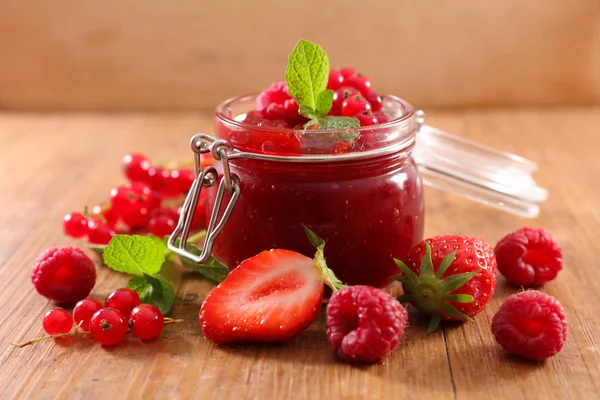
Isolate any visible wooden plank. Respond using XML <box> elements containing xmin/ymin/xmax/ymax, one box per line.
<box><xmin>0</xmin><ymin>0</ymin><xmax>599</xmax><ymax>110</ymax></box>
<box><xmin>0</xmin><ymin>109</ymin><xmax>598</xmax><ymax>399</ymax></box>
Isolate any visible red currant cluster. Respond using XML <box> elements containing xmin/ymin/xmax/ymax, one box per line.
<box><xmin>33</xmin><ymin>288</ymin><xmax>179</xmax><ymax>348</ymax></box>
<box><xmin>326</xmin><ymin>67</ymin><xmax>386</xmax><ymax>126</ymax></box>
<box><xmin>63</xmin><ymin>153</ymin><xmax>212</xmax><ymax>245</ymax></box>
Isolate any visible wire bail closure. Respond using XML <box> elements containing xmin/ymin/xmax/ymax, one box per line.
<box><xmin>167</xmin><ymin>133</ymin><xmax>241</xmax><ymax>263</ymax></box>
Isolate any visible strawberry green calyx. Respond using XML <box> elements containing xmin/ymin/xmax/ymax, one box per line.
<box><xmin>303</xmin><ymin>225</ymin><xmax>345</xmax><ymax>292</ymax></box>
<box><xmin>392</xmin><ymin>243</ymin><xmax>477</xmax><ymax>333</ymax></box>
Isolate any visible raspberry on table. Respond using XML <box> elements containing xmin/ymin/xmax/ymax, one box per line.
<box><xmin>326</xmin><ymin>285</ymin><xmax>408</xmax><ymax>363</ymax></box>
<box><xmin>491</xmin><ymin>290</ymin><xmax>568</xmax><ymax>360</ymax></box>
<box><xmin>31</xmin><ymin>246</ymin><xmax>96</xmax><ymax>304</ymax></box>
<box><xmin>495</xmin><ymin>227</ymin><xmax>562</xmax><ymax>286</ymax></box>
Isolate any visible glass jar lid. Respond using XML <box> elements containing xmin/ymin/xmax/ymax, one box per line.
<box><xmin>414</xmin><ymin>120</ymin><xmax>547</xmax><ymax>218</ymax></box>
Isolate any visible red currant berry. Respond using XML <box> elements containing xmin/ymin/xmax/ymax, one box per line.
<box><xmin>129</xmin><ymin>304</ymin><xmax>164</xmax><ymax>340</ymax></box>
<box><xmin>110</xmin><ymin>185</ymin><xmax>137</xmax><ymax>214</ymax></box>
<box><xmin>345</xmin><ymin>75</ymin><xmax>371</xmax><ymax>96</ymax></box>
<box><xmin>87</xmin><ymin>219</ymin><xmax>115</xmax><ymax>245</ymax></box>
<box><xmin>327</xmin><ymin>69</ymin><xmax>344</xmax><ymax>90</ymax></box>
<box><xmin>63</xmin><ymin>212</ymin><xmax>89</xmax><ymax>238</ymax></box>
<box><xmin>121</xmin><ymin>207</ymin><xmax>151</xmax><ymax>230</ymax></box>
<box><xmin>340</xmin><ymin>67</ymin><xmax>357</xmax><ymax>79</ymax></box>
<box><xmin>122</xmin><ymin>153</ymin><xmax>152</xmax><ymax>183</ymax></box>
<box><xmin>43</xmin><ymin>308</ymin><xmax>74</xmax><ymax>335</ymax></box>
<box><xmin>365</xmin><ymin>92</ymin><xmax>383</xmax><ymax>112</ymax></box>
<box><xmin>105</xmin><ymin>288</ymin><xmax>141</xmax><ymax>317</ymax></box>
<box><xmin>356</xmin><ymin>112</ymin><xmax>379</xmax><ymax>127</ymax></box>
<box><xmin>91</xmin><ymin>204</ymin><xmax>119</xmax><ymax>229</ymax></box>
<box><xmin>341</xmin><ymin>95</ymin><xmax>372</xmax><ymax>117</ymax></box>
<box><xmin>73</xmin><ymin>298</ymin><xmax>103</xmax><ymax>330</ymax></box>
<box><xmin>148</xmin><ymin>215</ymin><xmax>176</xmax><ymax>238</ymax></box>
<box><xmin>176</xmin><ymin>168</ymin><xmax>195</xmax><ymax>194</ymax></box>
<box><xmin>90</xmin><ymin>308</ymin><xmax>128</xmax><ymax>346</ymax></box>
<box><xmin>373</xmin><ymin>111</ymin><xmax>390</xmax><ymax>124</ymax></box>
<box><xmin>148</xmin><ymin>168</ymin><xmax>180</xmax><ymax>198</ymax></box>
<box><xmin>126</xmin><ymin>182</ymin><xmax>156</xmax><ymax>208</ymax></box>
<box><xmin>332</xmin><ymin>86</ymin><xmax>361</xmax><ymax>115</ymax></box>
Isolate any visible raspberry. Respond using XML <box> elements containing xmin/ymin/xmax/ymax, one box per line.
<box><xmin>495</xmin><ymin>227</ymin><xmax>562</xmax><ymax>286</ymax></box>
<box><xmin>345</xmin><ymin>75</ymin><xmax>371</xmax><ymax>96</ymax></box>
<box><xmin>129</xmin><ymin>304</ymin><xmax>164</xmax><ymax>340</ymax></box>
<box><xmin>491</xmin><ymin>291</ymin><xmax>568</xmax><ymax>360</ymax></box>
<box><xmin>90</xmin><ymin>308</ymin><xmax>128</xmax><ymax>346</ymax></box>
<box><xmin>327</xmin><ymin>69</ymin><xmax>344</xmax><ymax>90</ymax></box>
<box><xmin>63</xmin><ymin>212</ymin><xmax>89</xmax><ymax>238</ymax></box>
<box><xmin>43</xmin><ymin>308</ymin><xmax>74</xmax><ymax>335</ymax></box>
<box><xmin>31</xmin><ymin>246</ymin><xmax>96</xmax><ymax>304</ymax></box>
<box><xmin>373</xmin><ymin>111</ymin><xmax>390</xmax><ymax>124</ymax></box>
<box><xmin>326</xmin><ymin>285</ymin><xmax>408</xmax><ymax>363</ymax></box>
<box><xmin>122</xmin><ymin>153</ymin><xmax>152</xmax><ymax>183</ymax></box>
<box><xmin>255</xmin><ymin>82</ymin><xmax>299</xmax><ymax>121</ymax></box>
<box><xmin>341</xmin><ymin>95</ymin><xmax>372</xmax><ymax>117</ymax></box>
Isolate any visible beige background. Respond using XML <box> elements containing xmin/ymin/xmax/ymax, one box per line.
<box><xmin>0</xmin><ymin>0</ymin><xmax>599</xmax><ymax>111</ymax></box>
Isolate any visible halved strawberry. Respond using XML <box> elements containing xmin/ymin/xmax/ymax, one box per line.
<box><xmin>200</xmin><ymin>249</ymin><xmax>324</xmax><ymax>344</ymax></box>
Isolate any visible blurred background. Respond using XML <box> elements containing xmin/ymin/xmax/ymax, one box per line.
<box><xmin>1</xmin><ymin>0</ymin><xmax>598</xmax><ymax>112</ymax></box>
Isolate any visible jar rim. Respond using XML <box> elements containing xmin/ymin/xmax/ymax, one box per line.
<box><xmin>215</xmin><ymin>93</ymin><xmax>416</xmax><ymax>134</ymax></box>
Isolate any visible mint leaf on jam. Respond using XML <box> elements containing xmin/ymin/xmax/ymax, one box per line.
<box><xmin>315</xmin><ymin>89</ymin><xmax>334</xmax><ymax>117</ymax></box>
<box><xmin>302</xmin><ymin>225</ymin><xmax>345</xmax><ymax>292</ymax></box>
<box><xmin>286</xmin><ymin>40</ymin><xmax>330</xmax><ymax>119</ymax></box>
<box><xmin>103</xmin><ymin>234</ymin><xmax>167</xmax><ymax>276</ymax></box>
<box><xmin>126</xmin><ymin>273</ymin><xmax>175</xmax><ymax>315</ymax></box>
<box><xmin>307</xmin><ymin>116</ymin><xmax>361</xmax><ymax>130</ymax></box>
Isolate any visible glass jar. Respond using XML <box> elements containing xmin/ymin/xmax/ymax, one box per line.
<box><xmin>168</xmin><ymin>94</ymin><xmax>548</xmax><ymax>288</ymax></box>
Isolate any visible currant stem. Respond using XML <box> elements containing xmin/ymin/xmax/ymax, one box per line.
<box><xmin>163</xmin><ymin>318</ymin><xmax>184</xmax><ymax>325</ymax></box>
<box><xmin>187</xmin><ymin>230</ymin><xmax>207</xmax><ymax>244</ymax></box>
<box><xmin>11</xmin><ymin>330</ymin><xmax>89</xmax><ymax>348</ymax></box>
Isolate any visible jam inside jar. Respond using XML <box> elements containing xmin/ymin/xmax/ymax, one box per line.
<box><xmin>168</xmin><ymin>94</ymin><xmax>549</xmax><ymax>289</ymax></box>
<box><xmin>205</xmin><ymin>94</ymin><xmax>423</xmax><ymax>288</ymax></box>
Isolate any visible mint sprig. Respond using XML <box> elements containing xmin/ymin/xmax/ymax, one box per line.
<box><xmin>286</xmin><ymin>40</ymin><xmax>359</xmax><ymax>130</ymax></box>
<box><xmin>100</xmin><ymin>233</ymin><xmax>229</xmax><ymax>314</ymax></box>
<box><xmin>302</xmin><ymin>225</ymin><xmax>345</xmax><ymax>292</ymax></box>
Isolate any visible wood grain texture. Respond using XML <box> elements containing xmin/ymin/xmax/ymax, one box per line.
<box><xmin>0</xmin><ymin>0</ymin><xmax>599</xmax><ymax>111</ymax></box>
<box><xmin>0</xmin><ymin>108</ymin><xmax>599</xmax><ymax>399</ymax></box>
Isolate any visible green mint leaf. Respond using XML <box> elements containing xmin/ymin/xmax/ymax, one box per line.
<box><xmin>170</xmin><ymin>238</ymin><xmax>229</xmax><ymax>283</ymax></box>
<box><xmin>103</xmin><ymin>234</ymin><xmax>167</xmax><ymax>276</ymax></box>
<box><xmin>299</xmin><ymin>104</ymin><xmax>319</xmax><ymax>119</ymax></box>
<box><xmin>286</xmin><ymin>40</ymin><xmax>330</xmax><ymax>115</ymax></box>
<box><xmin>126</xmin><ymin>273</ymin><xmax>175</xmax><ymax>315</ymax></box>
<box><xmin>316</xmin><ymin>116</ymin><xmax>360</xmax><ymax>130</ymax></box>
<box><xmin>302</xmin><ymin>225</ymin><xmax>344</xmax><ymax>292</ymax></box>
<box><xmin>315</xmin><ymin>90</ymin><xmax>334</xmax><ymax>116</ymax></box>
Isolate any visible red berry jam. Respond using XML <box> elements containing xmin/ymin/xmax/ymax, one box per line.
<box><xmin>208</xmin><ymin>94</ymin><xmax>424</xmax><ymax>288</ymax></box>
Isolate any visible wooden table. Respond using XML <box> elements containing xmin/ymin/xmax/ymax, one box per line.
<box><xmin>1</xmin><ymin>108</ymin><xmax>599</xmax><ymax>400</ymax></box>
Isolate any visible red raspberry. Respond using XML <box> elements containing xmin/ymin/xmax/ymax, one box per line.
<box><xmin>495</xmin><ymin>227</ymin><xmax>562</xmax><ymax>286</ymax></box>
<box><xmin>492</xmin><ymin>291</ymin><xmax>568</xmax><ymax>360</ymax></box>
<box><xmin>31</xmin><ymin>246</ymin><xmax>96</xmax><ymax>304</ymax></box>
<box><xmin>326</xmin><ymin>285</ymin><xmax>408</xmax><ymax>363</ymax></box>
<box><xmin>327</xmin><ymin>69</ymin><xmax>344</xmax><ymax>90</ymax></box>
<box><xmin>255</xmin><ymin>82</ymin><xmax>299</xmax><ymax>121</ymax></box>
<box><xmin>373</xmin><ymin>111</ymin><xmax>390</xmax><ymax>123</ymax></box>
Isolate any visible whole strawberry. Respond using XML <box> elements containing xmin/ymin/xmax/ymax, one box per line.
<box><xmin>393</xmin><ymin>236</ymin><xmax>497</xmax><ymax>332</ymax></box>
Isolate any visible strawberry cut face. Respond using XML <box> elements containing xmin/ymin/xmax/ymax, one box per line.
<box><xmin>199</xmin><ymin>249</ymin><xmax>324</xmax><ymax>344</ymax></box>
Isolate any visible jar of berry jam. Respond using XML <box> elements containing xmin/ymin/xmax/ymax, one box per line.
<box><xmin>168</xmin><ymin>94</ymin><xmax>547</xmax><ymax>288</ymax></box>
